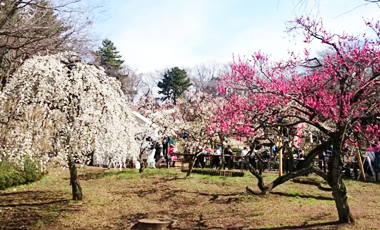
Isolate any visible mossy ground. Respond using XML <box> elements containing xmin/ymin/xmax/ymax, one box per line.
<box><xmin>0</xmin><ymin>166</ymin><xmax>379</xmax><ymax>230</ymax></box>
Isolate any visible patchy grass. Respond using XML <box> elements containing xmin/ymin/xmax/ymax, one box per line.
<box><xmin>0</xmin><ymin>166</ymin><xmax>379</xmax><ymax>230</ymax></box>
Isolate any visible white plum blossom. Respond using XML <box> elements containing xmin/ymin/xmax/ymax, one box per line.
<box><xmin>0</xmin><ymin>52</ymin><xmax>139</xmax><ymax>170</ymax></box>
<box><xmin>135</xmin><ymin>91</ymin><xmax>221</xmax><ymax>155</ymax></box>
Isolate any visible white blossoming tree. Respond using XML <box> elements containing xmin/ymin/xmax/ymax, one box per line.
<box><xmin>176</xmin><ymin>92</ymin><xmax>222</xmax><ymax>176</ymax></box>
<box><xmin>133</xmin><ymin>96</ymin><xmax>181</xmax><ymax>172</ymax></box>
<box><xmin>0</xmin><ymin>52</ymin><xmax>139</xmax><ymax>200</ymax></box>
<box><xmin>134</xmin><ymin>92</ymin><xmax>222</xmax><ymax>176</ymax></box>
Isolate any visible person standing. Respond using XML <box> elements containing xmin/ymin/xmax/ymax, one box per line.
<box><xmin>196</xmin><ymin>147</ymin><xmax>207</xmax><ymax>169</ymax></box>
<box><xmin>168</xmin><ymin>144</ymin><xmax>177</xmax><ymax>167</ymax></box>
<box><xmin>250</xmin><ymin>148</ymin><xmax>257</xmax><ymax>169</ymax></box>
<box><xmin>365</xmin><ymin>144</ymin><xmax>376</xmax><ymax>176</ymax></box>
<box><xmin>163</xmin><ymin>135</ymin><xmax>169</xmax><ymax>158</ymax></box>
<box><xmin>224</xmin><ymin>145</ymin><xmax>233</xmax><ymax>170</ymax></box>
<box><xmin>283</xmin><ymin>151</ymin><xmax>290</xmax><ymax>174</ymax></box>
<box><xmin>154</xmin><ymin>141</ymin><xmax>162</xmax><ymax>163</ymax></box>
<box><xmin>239</xmin><ymin>147</ymin><xmax>248</xmax><ymax>169</ymax></box>
<box><xmin>318</xmin><ymin>150</ymin><xmax>326</xmax><ymax>173</ymax></box>
<box><xmin>212</xmin><ymin>145</ymin><xmax>221</xmax><ymax>168</ymax></box>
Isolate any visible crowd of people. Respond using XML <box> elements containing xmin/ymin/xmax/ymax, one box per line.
<box><xmin>147</xmin><ymin>135</ymin><xmax>179</xmax><ymax>168</ymax></box>
<box><xmin>143</xmin><ymin>134</ymin><xmax>379</xmax><ymax>179</ymax></box>
<box><xmin>194</xmin><ymin>145</ymin><xmax>263</xmax><ymax>170</ymax></box>
<box><xmin>342</xmin><ymin>143</ymin><xmax>380</xmax><ymax>179</ymax></box>
<box><xmin>148</xmin><ymin>135</ymin><xmax>309</xmax><ymax>172</ymax></box>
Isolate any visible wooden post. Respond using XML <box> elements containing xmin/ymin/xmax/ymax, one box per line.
<box><xmin>277</xmin><ymin>125</ymin><xmax>283</xmax><ymax>177</ymax></box>
<box><xmin>279</xmin><ymin>141</ymin><xmax>283</xmax><ymax>177</ymax></box>
<box><xmin>356</xmin><ymin>148</ymin><xmax>366</xmax><ymax>181</ymax></box>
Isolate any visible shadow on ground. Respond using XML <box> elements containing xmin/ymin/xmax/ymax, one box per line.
<box><xmin>169</xmin><ymin>221</ymin><xmax>343</xmax><ymax>230</ymax></box>
<box><xmin>270</xmin><ymin>191</ymin><xmax>334</xmax><ymax>201</ymax></box>
<box><xmin>253</xmin><ymin>220</ymin><xmax>342</xmax><ymax>230</ymax></box>
<box><xmin>76</xmin><ymin>169</ymin><xmax>127</xmax><ymax>180</ymax></box>
<box><xmin>0</xmin><ymin>190</ymin><xmax>80</xmax><ymax>230</ymax></box>
<box><xmin>191</xmin><ymin>221</ymin><xmax>342</xmax><ymax>230</ymax></box>
<box><xmin>76</xmin><ymin>168</ymin><xmax>183</xmax><ymax>181</ymax></box>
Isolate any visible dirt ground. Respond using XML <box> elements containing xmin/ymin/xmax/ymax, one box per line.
<box><xmin>0</xmin><ymin>166</ymin><xmax>379</xmax><ymax>230</ymax></box>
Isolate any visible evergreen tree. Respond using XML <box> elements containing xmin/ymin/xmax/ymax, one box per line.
<box><xmin>157</xmin><ymin>67</ymin><xmax>192</xmax><ymax>105</ymax></box>
<box><xmin>96</xmin><ymin>39</ymin><xmax>124</xmax><ymax>76</ymax></box>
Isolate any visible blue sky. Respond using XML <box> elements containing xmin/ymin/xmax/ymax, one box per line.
<box><xmin>92</xmin><ymin>0</ymin><xmax>380</xmax><ymax>73</ymax></box>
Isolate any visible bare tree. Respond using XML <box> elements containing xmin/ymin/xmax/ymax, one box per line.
<box><xmin>118</xmin><ymin>65</ymin><xmax>145</xmax><ymax>101</ymax></box>
<box><xmin>292</xmin><ymin>0</ymin><xmax>380</xmax><ymax>14</ymax></box>
<box><xmin>138</xmin><ymin>68</ymin><xmax>170</xmax><ymax>99</ymax></box>
<box><xmin>188</xmin><ymin>61</ymin><xmax>231</xmax><ymax>95</ymax></box>
<box><xmin>0</xmin><ymin>0</ymin><xmax>105</xmax><ymax>89</ymax></box>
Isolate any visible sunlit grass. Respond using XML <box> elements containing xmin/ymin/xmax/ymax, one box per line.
<box><xmin>1</xmin><ymin>166</ymin><xmax>379</xmax><ymax>230</ymax></box>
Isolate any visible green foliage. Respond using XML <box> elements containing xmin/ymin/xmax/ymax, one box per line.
<box><xmin>232</xmin><ymin>147</ymin><xmax>242</xmax><ymax>153</ymax></box>
<box><xmin>271</xmin><ymin>161</ymin><xmax>279</xmax><ymax>169</ymax></box>
<box><xmin>96</xmin><ymin>39</ymin><xmax>124</xmax><ymax>72</ymax></box>
<box><xmin>23</xmin><ymin>157</ymin><xmax>41</xmax><ymax>182</ymax></box>
<box><xmin>157</xmin><ymin>67</ymin><xmax>192</xmax><ymax>104</ymax></box>
<box><xmin>35</xmin><ymin>219</ymin><xmax>45</xmax><ymax>228</ymax></box>
<box><xmin>0</xmin><ymin>157</ymin><xmax>43</xmax><ymax>190</ymax></box>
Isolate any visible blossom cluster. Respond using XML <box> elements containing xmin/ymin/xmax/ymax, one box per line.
<box><xmin>215</xmin><ymin>17</ymin><xmax>380</xmax><ymax>146</ymax></box>
<box><xmin>134</xmin><ymin>91</ymin><xmax>221</xmax><ymax>154</ymax></box>
<box><xmin>0</xmin><ymin>52</ymin><xmax>139</xmax><ymax>169</ymax></box>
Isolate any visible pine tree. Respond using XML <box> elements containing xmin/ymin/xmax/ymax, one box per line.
<box><xmin>157</xmin><ymin>67</ymin><xmax>192</xmax><ymax>105</ymax></box>
<box><xmin>96</xmin><ymin>39</ymin><xmax>124</xmax><ymax>76</ymax></box>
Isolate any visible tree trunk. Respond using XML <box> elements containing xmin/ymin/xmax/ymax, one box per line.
<box><xmin>244</xmin><ymin>142</ymin><xmax>332</xmax><ymax>197</ymax></box>
<box><xmin>331</xmin><ymin>183</ymin><xmax>353</xmax><ymax>223</ymax></box>
<box><xmin>186</xmin><ymin>151</ymin><xmax>202</xmax><ymax>177</ymax></box>
<box><xmin>68</xmin><ymin>154</ymin><xmax>83</xmax><ymax>200</ymax></box>
<box><xmin>328</xmin><ymin>143</ymin><xmax>354</xmax><ymax>223</ymax></box>
<box><xmin>245</xmin><ymin>148</ymin><xmax>329</xmax><ymax>195</ymax></box>
<box><xmin>244</xmin><ymin>155</ymin><xmax>267</xmax><ymax>193</ymax></box>
<box><xmin>138</xmin><ymin>148</ymin><xmax>146</xmax><ymax>173</ymax></box>
<box><xmin>299</xmin><ymin>140</ymin><xmax>331</xmax><ymax>168</ymax></box>
<box><xmin>88</xmin><ymin>151</ymin><xmax>94</xmax><ymax>166</ymax></box>
<box><xmin>139</xmin><ymin>158</ymin><xmax>145</xmax><ymax>173</ymax></box>
<box><xmin>264</xmin><ymin>167</ymin><xmax>328</xmax><ymax>193</ymax></box>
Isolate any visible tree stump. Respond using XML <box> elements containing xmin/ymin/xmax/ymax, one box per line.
<box><xmin>136</xmin><ymin>219</ymin><xmax>172</xmax><ymax>230</ymax></box>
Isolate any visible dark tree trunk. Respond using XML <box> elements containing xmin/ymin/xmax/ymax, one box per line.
<box><xmin>257</xmin><ymin>158</ymin><xmax>263</xmax><ymax>175</ymax></box>
<box><xmin>66</xmin><ymin>92</ymin><xmax>83</xmax><ymax>200</ymax></box>
<box><xmin>68</xmin><ymin>154</ymin><xmax>83</xmax><ymax>200</ymax></box>
<box><xmin>186</xmin><ymin>151</ymin><xmax>202</xmax><ymax>178</ymax></box>
<box><xmin>139</xmin><ymin>158</ymin><xmax>145</xmax><ymax>173</ymax></box>
<box><xmin>331</xmin><ymin>182</ymin><xmax>353</xmax><ymax>223</ymax></box>
<box><xmin>246</xmin><ymin>138</ymin><xmax>354</xmax><ymax>223</ymax></box>
<box><xmin>264</xmin><ymin>167</ymin><xmax>328</xmax><ymax>193</ymax></box>
<box><xmin>138</xmin><ymin>147</ymin><xmax>147</xmax><ymax>173</ymax></box>
<box><xmin>88</xmin><ymin>151</ymin><xmax>94</xmax><ymax>166</ymax></box>
<box><xmin>244</xmin><ymin>150</ymin><xmax>329</xmax><ymax>195</ymax></box>
<box><xmin>328</xmin><ymin>144</ymin><xmax>354</xmax><ymax>223</ymax></box>
<box><xmin>244</xmin><ymin>156</ymin><xmax>267</xmax><ymax>193</ymax></box>
<box><xmin>299</xmin><ymin>140</ymin><xmax>330</xmax><ymax>168</ymax></box>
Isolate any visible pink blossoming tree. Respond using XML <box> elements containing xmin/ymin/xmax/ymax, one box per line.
<box><xmin>214</xmin><ymin>17</ymin><xmax>380</xmax><ymax>223</ymax></box>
